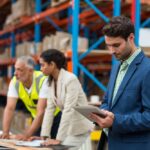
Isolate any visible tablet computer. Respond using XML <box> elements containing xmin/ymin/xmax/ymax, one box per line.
<box><xmin>74</xmin><ymin>105</ymin><xmax>107</xmax><ymax>122</ymax></box>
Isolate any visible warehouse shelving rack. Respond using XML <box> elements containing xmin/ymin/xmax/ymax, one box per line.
<box><xmin>0</xmin><ymin>0</ymin><xmax>149</xmax><ymax>96</ymax></box>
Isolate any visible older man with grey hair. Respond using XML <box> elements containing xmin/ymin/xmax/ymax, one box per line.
<box><xmin>0</xmin><ymin>56</ymin><xmax>61</xmax><ymax>140</ymax></box>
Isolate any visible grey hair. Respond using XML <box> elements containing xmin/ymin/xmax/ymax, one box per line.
<box><xmin>17</xmin><ymin>56</ymin><xmax>35</xmax><ymax>69</ymax></box>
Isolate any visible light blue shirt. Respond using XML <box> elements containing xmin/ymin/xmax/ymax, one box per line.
<box><xmin>112</xmin><ymin>48</ymin><xmax>141</xmax><ymax>103</ymax></box>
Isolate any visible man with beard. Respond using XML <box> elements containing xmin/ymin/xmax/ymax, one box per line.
<box><xmin>90</xmin><ymin>16</ymin><xmax>150</xmax><ymax>150</ymax></box>
<box><xmin>0</xmin><ymin>56</ymin><xmax>60</xmax><ymax>140</ymax></box>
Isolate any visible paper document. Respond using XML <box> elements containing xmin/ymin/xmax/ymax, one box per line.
<box><xmin>15</xmin><ymin>140</ymin><xmax>44</xmax><ymax>147</ymax></box>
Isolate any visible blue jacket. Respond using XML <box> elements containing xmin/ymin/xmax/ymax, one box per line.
<box><xmin>100</xmin><ymin>51</ymin><xmax>150</xmax><ymax>150</ymax></box>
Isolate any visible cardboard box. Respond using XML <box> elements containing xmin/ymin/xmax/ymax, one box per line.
<box><xmin>0</xmin><ymin>47</ymin><xmax>10</xmax><ymax>60</ymax></box>
<box><xmin>42</xmin><ymin>35</ymin><xmax>54</xmax><ymax>51</ymax></box>
<box><xmin>12</xmin><ymin>0</ymin><xmax>34</xmax><ymax>19</ymax></box>
<box><xmin>51</xmin><ymin>0</ymin><xmax>69</xmax><ymax>7</ymax></box>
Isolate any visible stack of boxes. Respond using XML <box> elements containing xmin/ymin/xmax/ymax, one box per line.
<box><xmin>15</xmin><ymin>31</ymin><xmax>89</xmax><ymax>57</ymax></box>
<box><xmin>4</xmin><ymin>0</ymin><xmax>34</xmax><ymax>29</ymax></box>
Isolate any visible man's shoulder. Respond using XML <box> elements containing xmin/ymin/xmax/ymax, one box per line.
<box><xmin>141</xmin><ymin>55</ymin><xmax>150</xmax><ymax>67</ymax></box>
<box><xmin>11</xmin><ymin>76</ymin><xmax>18</xmax><ymax>84</ymax></box>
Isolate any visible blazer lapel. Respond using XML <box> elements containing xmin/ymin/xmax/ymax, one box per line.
<box><xmin>57</xmin><ymin>69</ymin><xmax>65</xmax><ymax>102</ymax></box>
<box><xmin>111</xmin><ymin>52</ymin><xmax>144</xmax><ymax>108</ymax></box>
<box><xmin>108</xmin><ymin>62</ymin><xmax>121</xmax><ymax>106</ymax></box>
<box><xmin>50</xmin><ymin>80</ymin><xmax>57</xmax><ymax>105</ymax></box>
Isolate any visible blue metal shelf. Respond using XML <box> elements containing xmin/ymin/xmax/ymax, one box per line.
<box><xmin>0</xmin><ymin>0</ymin><xmax>149</xmax><ymax>95</ymax></box>
<box><xmin>71</xmin><ymin>0</ymin><xmax>145</xmax><ymax>93</ymax></box>
<box><xmin>72</xmin><ymin>0</ymin><xmax>121</xmax><ymax>92</ymax></box>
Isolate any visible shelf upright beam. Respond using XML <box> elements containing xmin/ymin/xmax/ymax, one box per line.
<box><xmin>11</xmin><ymin>32</ymin><xmax>16</xmax><ymax>75</ymax></box>
<box><xmin>132</xmin><ymin>0</ymin><xmax>140</xmax><ymax>46</ymax></box>
<box><xmin>72</xmin><ymin>0</ymin><xmax>111</xmax><ymax>92</ymax></box>
<box><xmin>112</xmin><ymin>0</ymin><xmax>121</xmax><ymax>65</ymax></box>
<box><xmin>131</xmin><ymin>0</ymin><xmax>135</xmax><ymax>23</ymax></box>
<box><xmin>72</xmin><ymin>0</ymin><xmax>123</xmax><ymax>92</ymax></box>
<box><xmin>11</xmin><ymin>0</ymin><xmax>16</xmax><ymax>75</ymax></box>
<box><xmin>135</xmin><ymin>0</ymin><xmax>140</xmax><ymax>46</ymax></box>
<box><xmin>35</xmin><ymin>0</ymin><xmax>42</xmax><ymax>70</ymax></box>
<box><xmin>68</xmin><ymin>6</ymin><xmax>72</xmax><ymax>33</ymax></box>
<box><xmin>113</xmin><ymin>0</ymin><xmax>121</xmax><ymax>16</ymax></box>
<box><xmin>35</xmin><ymin>0</ymin><xmax>41</xmax><ymax>42</ymax></box>
<box><xmin>72</xmin><ymin>0</ymin><xmax>80</xmax><ymax>75</ymax></box>
<box><xmin>11</xmin><ymin>32</ymin><xmax>16</xmax><ymax>58</ymax></box>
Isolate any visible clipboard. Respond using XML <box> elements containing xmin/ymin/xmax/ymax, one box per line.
<box><xmin>74</xmin><ymin>105</ymin><xmax>107</xmax><ymax>122</ymax></box>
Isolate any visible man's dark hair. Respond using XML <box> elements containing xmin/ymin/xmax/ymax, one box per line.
<box><xmin>102</xmin><ymin>16</ymin><xmax>135</xmax><ymax>40</ymax></box>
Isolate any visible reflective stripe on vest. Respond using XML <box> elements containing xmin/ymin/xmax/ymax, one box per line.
<box><xmin>13</xmin><ymin>71</ymin><xmax>46</xmax><ymax>118</ymax></box>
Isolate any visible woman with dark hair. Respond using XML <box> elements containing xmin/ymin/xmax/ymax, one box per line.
<box><xmin>39</xmin><ymin>49</ymin><xmax>93</xmax><ymax>149</ymax></box>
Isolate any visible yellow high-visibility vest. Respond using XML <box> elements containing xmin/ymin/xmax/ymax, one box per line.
<box><xmin>13</xmin><ymin>71</ymin><xmax>60</xmax><ymax>118</ymax></box>
<box><xmin>12</xmin><ymin>71</ymin><xmax>46</xmax><ymax>118</ymax></box>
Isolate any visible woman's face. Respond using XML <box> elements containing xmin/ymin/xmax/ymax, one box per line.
<box><xmin>39</xmin><ymin>58</ymin><xmax>54</xmax><ymax>76</ymax></box>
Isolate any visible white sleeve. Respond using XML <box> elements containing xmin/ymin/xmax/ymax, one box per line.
<box><xmin>39</xmin><ymin>78</ymin><xmax>49</xmax><ymax>99</ymax></box>
<box><xmin>7</xmin><ymin>80</ymin><xmax>19</xmax><ymax>98</ymax></box>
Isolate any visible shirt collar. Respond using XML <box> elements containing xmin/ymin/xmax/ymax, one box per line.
<box><xmin>123</xmin><ymin>48</ymin><xmax>141</xmax><ymax>65</ymax></box>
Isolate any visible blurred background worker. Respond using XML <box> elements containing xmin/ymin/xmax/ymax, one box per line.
<box><xmin>0</xmin><ymin>56</ymin><xmax>61</xmax><ymax>140</ymax></box>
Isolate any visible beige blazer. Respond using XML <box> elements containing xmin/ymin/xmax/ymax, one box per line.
<box><xmin>41</xmin><ymin>69</ymin><xmax>93</xmax><ymax>141</ymax></box>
